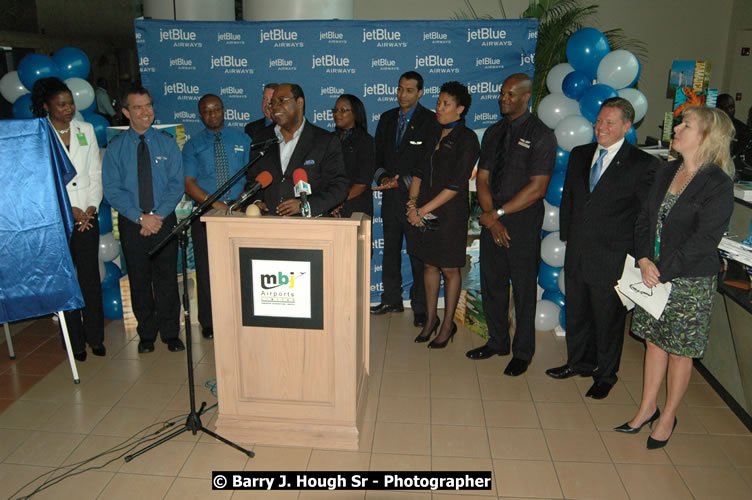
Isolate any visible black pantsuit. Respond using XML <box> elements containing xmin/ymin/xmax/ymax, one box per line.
<box><xmin>480</xmin><ymin>206</ymin><xmax>542</xmax><ymax>361</ymax></box>
<box><xmin>118</xmin><ymin>213</ymin><xmax>180</xmax><ymax>343</ymax></box>
<box><xmin>63</xmin><ymin>218</ymin><xmax>104</xmax><ymax>353</ymax></box>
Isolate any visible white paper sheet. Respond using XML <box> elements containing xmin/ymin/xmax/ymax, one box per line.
<box><xmin>617</xmin><ymin>255</ymin><xmax>672</xmax><ymax>320</ymax></box>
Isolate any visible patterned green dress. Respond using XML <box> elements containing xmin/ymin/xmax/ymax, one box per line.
<box><xmin>632</xmin><ymin>191</ymin><xmax>717</xmax><ymax>358</ymax></box>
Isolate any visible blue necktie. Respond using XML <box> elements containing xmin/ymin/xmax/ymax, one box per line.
<box><xmin>137</xmin><ymin>135</ymin><xmax>154</xmax><ymax>212</ymax></box>
<box><xmin>214</xmin><ymin>132</ymin><xmax>230</xmax><ymax>191</ymax></box>
<box><xmin>590</xmin><ymin>148</ymin><xmax>608</xmax><ymax>192</ymax></box>
<box><xmin>396</xmin><ymin>113</ymin><xmax>407</xmax><ymax>147</ymax></box>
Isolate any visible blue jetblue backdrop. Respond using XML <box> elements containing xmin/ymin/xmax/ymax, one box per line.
<box><xmin>135</xmin><ymin>19</ymin><xmax>538</xmax><ymax>304</ymax></box>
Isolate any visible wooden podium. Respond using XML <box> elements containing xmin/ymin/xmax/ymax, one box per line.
<box><xmin>202</xmin><ymin>211</ymin><xmax>371</xmax><ymax>450</ymax></box>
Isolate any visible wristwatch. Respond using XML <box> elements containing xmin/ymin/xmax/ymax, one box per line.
<box><xmin>496</xmin><ymin>207</ymin><xmax>505</xmax><ymax>218</ymax></box>
<box><xmin>137</xmin><ymin>214</ymin><xmax>144</xmax><ymax>225</ymax></box>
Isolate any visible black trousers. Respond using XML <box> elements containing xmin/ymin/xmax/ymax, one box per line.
<box><xmin>381</xmin><ymin>195</ymin><xmax>425</xmax><ymax>314</ymax></box>
<box><xmin>479</xmin><ymin>208</ymin><xmax>542</xmax><ymax>361</ymax></box>
<box><xmin>564</xmin><ymin>270</ymin><xmax>626</xmax><ymax>386</ymax></box>
<box><xmin>190</xmin><ymin>217</ymin><xmax>213</xmax><ymax>330</ymax></box>
<box><xmin>118</xmin><ymin>213</ymin><xmax>180</xmax><ymax>343</ymax></box>
<box><xmin>63</xmin><ymin>218</ymin><xmax>104</xmax><ymax>353</ymax></box>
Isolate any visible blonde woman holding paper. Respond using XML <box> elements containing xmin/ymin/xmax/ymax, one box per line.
<box><xmin>617</xmin><ymin>106</ymin><xmax>734</xmax><ymax>449</ymax></box>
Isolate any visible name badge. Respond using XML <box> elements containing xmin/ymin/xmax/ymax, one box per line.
<box><xmin>518</xmin><ymin>138</ymin><xmax>531</xmax><ymax>149</ymax></box>
<box><xmin>76</xmin><ymin>133</ymin><xmax>88</xmax><ymax>146</ymax></box>
<box><xmin>234</xmin><ymin>145</ymin><xmax>245</xmax><ymax>153</ymax></box>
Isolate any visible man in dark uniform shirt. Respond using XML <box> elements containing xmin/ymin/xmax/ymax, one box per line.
<box><xmin>244</xmin><ymin>83</ymin><xmax>278</xmax><ymax>141</ymax></box>
<box><xmin>466</xmin><ymin>73</ymin><xmax>556</xmax><ymax>376</ymax></box>
<box><xmin>371</xmin><ymin>71</ymin><xmax>441</xmax><ymax>327</ymax></box>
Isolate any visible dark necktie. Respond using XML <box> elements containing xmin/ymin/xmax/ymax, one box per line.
<box><xmin>590</xmin><ymin>148</ymin><xmax>608</xmax><ymax>192</ymax></box>
<box><xmin>137</xmin><ymin>134</ymin><xmax>154</xmax><ymax>212</ymax></box>
<box><xmin>214</xmin><ymin>131</ymin><xmax>230</xmax><ymax>190</ymax></box>
<box><xmin>490</xmin><ymin>121</ymin><xmax>509</xmax><ymax>197</ymax></box>
<box><xmin>396</xmin><ymin>113</ymin><xmax>408</xmax><ymax>148</ymax></box>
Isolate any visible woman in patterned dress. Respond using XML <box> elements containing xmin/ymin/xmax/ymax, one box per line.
<box><xmin>615</xmin><ymin>106</ymin><xmax>734</xmax><ymax>449</ymax></box>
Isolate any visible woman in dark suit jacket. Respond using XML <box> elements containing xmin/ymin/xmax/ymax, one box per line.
<box><xmin>616</xmin><ymin>106</ymin><xmax>734</xmax><ymax>449</ymax></box>
<box><xmin>407</xmin><ymin>81</ymin><xmax>480</xmax><ymax>348</ymax></box>
<box><xmin>331</xmin><ymin>94</ymin><xmax>375</xmax><ymax>218</ymax></box>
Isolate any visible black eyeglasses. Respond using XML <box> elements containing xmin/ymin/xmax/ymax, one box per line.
<box><xmin>331</xmin><ymin>107</ymin><xmax>352</xmax><ymax>114</ymax></box>
<box><xmin>270</xmin><ymin>96</ymin><xmax>295</xmax><ymax>107</ymax></box>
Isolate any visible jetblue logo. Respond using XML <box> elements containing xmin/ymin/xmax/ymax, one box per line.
<box><xmin>217</xmin><ymin>32</ymin><xmax>242</xmax><ymax>42</ymax></box>
<box><xmin>474</xmin><ymin>112</ymin><xmax>499</xmax><ymax>122</ymax></box>
<box><xmin>520</xmin><ymin>54</ymin><xmax>535</xmax><ymax>66</ymax></box>
<box><xmin>362</xmin><ymin>28</ymin><xmax>405</xmax><ymax>47</ymax></box>
<box><xmin>139</xmin><ymin>56</ymin><xmax>154</xmax><ymax>72</ymax></box>
<box><xmin>225</xmin><ymin>109</ymin><xmax>251</xmax><ymax>121</ymax></box>
<box><xmin>371</xmin><ymin>112</ymin><xmax>382</xmax><ymax>123</ymax></box>
<box><xmin>467</xmin><ymin>27</ymin><xmax>512</xmax><ymax>46</ymax></box>
<box><xmin>321</xmin><ymin>86</ymin><xmax>344</xmax><ymax>96</ymax></box>
<box><xmin>528</xmin><ymin>30</ymin><xmax>538</xmax><ymax>39</ymax></box>
<box><xmin>423</xmin><ymin>31</ymin><xmax>450</xmax><ymax>44</ymax></box>
<box><xmin>169</xmin><ymin>57</ymin><xmax>193</xmax><ymax>67</ymax></box>
<box><xmin>159</xmin><ymin>28</ymin><xmax>201</xmax><ymax>47</ymax></box>
<box><xmin>423</xmin><ymin>85</ymin><xmax>441</xmax><ymax>98</ymax></box>
<box><xmin>312</xmin><ymin>55</ymin><xmax>355</xmax><ymax>74</ymax></box>
<box><xmin>139</xmin><ymin>56</ymin><xmax>150</xmax><ymax>66</ymax></box>
<box><xmin>372</xmin><ymin>238</ymin><xmax>385</xmax><ymax>249</ymax></box>
<box><xmin>210</xmin><ymin>55</ymin><xmax>248</xmax><ymax>69</ymax></box>
<box><xmin>269</xmin><ymin>57</ymin><xmax>294</xmax><ymax>68</ymax></box>
<box><xmin>260</xmin><ymin>28</ymin><xmax>303</xmax><ymax>47</ymax></box>
<box><xmin>363</xmin><ymin>83</ymin><xmax>397</xmax><ymax>97</ymax></box>
<box><xmin>319</xmin><ymin>31</ymin><xmax>345</xmax><ymax>42</ymax></box>
<box><xmin>164</xmin><ymin>82</ymin><xmax>200</xmax><ymax>96</ymax></box>
<box><xmin>173</xmin><ymin>111</ymin><xmax>197</xmax><ymax>119</ymax></box>
<box><xmin>312</xmin><ymin>109</ymin><xmax>333</xmax><ymax>125</ymax></box>
<box><xmin>371</xmin><ymin>58</ymin><xmax>397</xmax><ymax>69</ymax></box>
<box><xmin>220</xmin><ymin>86</ymin><xmax>244</xmax><ymax>96</ymax></box>
<box><xmin>475</xmin><ymin>56</ymin><xmax>502</xmax><ymax>67</ymax></box>
<box><xmin>415</xmin><ymin>55</ymin><xmax>458</xmax><ymax>73</ymax></box>
<box><xmin>468</xmin><ymin>82</ymin><xmax>502</xmax><ymax>95</ymax></box>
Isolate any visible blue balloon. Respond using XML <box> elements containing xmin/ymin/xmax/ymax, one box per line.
<box><xmin>17</xmin><ymin>54</ymin><xmax>62</xmax><ymax>91</ymax></box>
<box><xmin>579</xmin><ymin>84</ymin><xmax>619</xmax><ymax>123</ymax></box>
<box><xmin>562</xmin><ymin>70</ymin><xmax>592</xmax><ymax>101</ymax></box>
<box><xmin>53</xmin><ymin>47</ymin><xmax>91</xmax><ymax>80</ymax></box>
<box><xmin>554</xmin><ymin>147</ymin><xmax>570</xmax><ymax>173</ymax></box>
<box><xmin>12</xmin><ymin>94</ymin><xmax>33</xmax><ymax>118</ymax></box>
<box><xmin>83</xmin><ymin>112</ymin><xmax>110</xmax><ymax>147</ymax></box>
<box><xmin>102</xmin><ymin>285</ymin><xmax>123</xmax><ymax>320</ymax></box>
<box><xmin>542</xmin><ymin>290</ymin><xmax>566</xmax><ymax>308</ymax></box>
<box><xmin>559</xmin><ymin>305</ymin><xmax>566</xmax><ymax>330</ymax></box>
<box><xmin>625</xmin><ymin>126</ymin><xmax>637</xmax><ymax>145</ymax></box>
<box><xmin>566</xmin><ymin>28</ymin><xmax>610</xmax><ymax>80</ymax></box>
<box><xmin>98</xmin><ymin>201</ymin><xmax>113</xmax><ymax>234</ymax></box>
<box><xmin>538</xmin><ymin>262</ymin><xmax>563</xmax><ymax>292</ymax></box>
<box><xmin>101</xmin><ymin>261</ymin><xmax>122</xmax><ymax>289</ymax></box>
<box><xmin>545</xmin><ymin>170</ymin><xmax>566</xmax><ymax>206</ymax></box>
<box><xmin>541</xmin><ymin>230</ymin><xmax>550</xmax><ymax>240</ymax></box>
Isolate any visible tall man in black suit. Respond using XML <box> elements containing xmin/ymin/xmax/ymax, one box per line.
<box><xmin>546</xmin><ymin>97</ymin><xmax>658</xmax><ymax>399</ymax></box>
<box><xmin>244</xmin><ymin>83</ymin><xmax>278</xmax><ymax>141</ymax></box>
<box><xmin>371</xmin><ymin>71</ymin><xmax>440</xmax><ymax>327</ymax></box>
<box><xmin>245</xmin><ymin>83</ymin><xmax>348</xmax><ymax>217</ymax></box>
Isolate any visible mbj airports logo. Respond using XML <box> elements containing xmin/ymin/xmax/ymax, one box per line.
<box><xmin>159</xmin><ymin>28</ymin><xmax>202</xmax><ymax>47</ymax></box>
<box><xmin>311</xmin><ymin>54</ymin><xmax>355</xmax><ymax>74</ymax></box>
<box><xmin>164</xmin><ymin>82</ymin><xmax>200</xmax><ymax>101</ymax></box>
<box><xmin>139</xmin><ymin>56</ymin><xmax>155</xmax><ymax>73</ymax></box>
<box><xmin>466</xmin><ymin>27</ymin><xmax>512</xmax><ymax>47</ymax></box>
<box><xmin>259</xmin><ymin>28</ymin><xmax>304</xmax><ymax>47</ymax></box>
<box><xmin>253</xmin><ymin>260</ymin><xmax>311</xmax><ymax>318</ymax></box>
<box><xmin>320</xmin><ymin>30</ymin><xmax>347</xmax><ymax>44</ymax></box>
<box><xmin>361</xmin><ymin>28</ymin><xmax>406</xmax><ymax>48</ymax></box>
<box><xmin>414</xmin><ymin>55</ymin><xmax>459</xmax><ymax>74</ymax></box>
<box><xmin>210</xmin><ymin>55</ymin><xmax>253</xmax><ymax>74</ymax></box>
<box><xmin>269</xmin><ymin>58</ymin><xmax>296</xmax><ymax>71</ymax></box>
<box><xmin>362</xmin><ymin>83</ymin><xmax>397</xmax><ymax>102</ymax></box>
<box><xmin>217</xmin><ymin>32</ymin><xmax>244</xmax><ymax>45</ymax></box>
<box><xmin>423</xmin><ymin>31</ymin><xmax>451</xmax><ymax>44</ymax></box>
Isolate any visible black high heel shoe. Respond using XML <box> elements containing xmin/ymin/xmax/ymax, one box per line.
<box><xmin>414</xmin><ymin>317</ymin><xmax>440</xmax><ymax>343</ymax></box>
<box><xmin>427</xmin><ymin>321</ymin><xmax>457</xmax><ymax>349</ymax></box>
<box><xmin>647</xmin><ymin>417</ymin><xmax>677</xmax><ymax>449</ymax></box>
<box><xmin>614</xmin><ymin>408</ymin><xmax>660</xmax><ymax>434</ymax></box>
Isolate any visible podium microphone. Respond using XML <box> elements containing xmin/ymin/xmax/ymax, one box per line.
<box><xmin>292</xmin><ymin>168</ymin><xmax>312</xmax><ymax>218</ymax></box>
<box><xmin>227</xmin><ymin>171</ymin><xmax>273</xmax><ymax>214</ymax></box>
<box><xmin>249</xmin><ymin>136</ymin><xmax>280</xmax><ymax>150</ymax></box>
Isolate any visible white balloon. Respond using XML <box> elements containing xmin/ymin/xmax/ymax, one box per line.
<box><xmin>535</xmin><ymin>299</ymin><xmax>561</xmax><ymax>331</ymax></box>
<box><xmin>0</xmin><ymin>71</ymin><xmax>30</xmax><ymax>104</ymax></box>
<box><xmin>618</xmin><ymin>88</ymin><xmax>648</xmax><ymax>123</ymax></box>
<box><xmin>597</xmin><ymin>50</ymin><xmax>640</xmax><ymax>90</ymax></box>
<box><xmin>64</xmin><ymin>77</ymin><xmax>95</xmax><ymax>110</ymax></box>
<box><xmin>74</xmin><ymin>110</ymin><xmax>84</xmax><ymax>122</ymax></box>
<box><xmin>541</xmin><ymin>231</ymin><xmax>567</xmax><ymax>267</ymax></box>
<box><xmin>537</xmin><ymin>284</ymin><xmax>544</xmax><ymax>300</ymax></box>
<box><xmin>554</xmin><ymin>115</ymin><xmax>594</xmax><ymax>152</ymax></box>
<box><xmin>559</xmin><ymin>269</ymin><xmax>566</xmax><ymax>295</ymax></box>
<box><xmin>98</xmin><ymin>259</ymin><xmax>106</xmax><ymax>283</ymax></box>
<box><xmin>546</xmin><ymin>63</ymin><xmax>574</xmax><ymax>94</ymax></box>
<box><xmin>542</xmin><ymin>200</ymin><xmax>560</xmax><ymax>232</ymax></box>
<box><xmin>98</xmin><ymin>232</ymin><xmax>120</xmax><ymax>262</ymax></box>
<box><xmin>537</xmin><ymin>93</ymin><xmax>580</xmax><ymax>130</ymax></box>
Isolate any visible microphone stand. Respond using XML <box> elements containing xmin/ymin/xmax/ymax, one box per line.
<box><xmin>126</xmin><ymin>139</ymin><xmax>277</xmax><ymax>463</ymax></box>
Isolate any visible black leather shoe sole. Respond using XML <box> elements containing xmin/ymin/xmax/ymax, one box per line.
<box><xmin>466</xmin><ymin>345</ymin><xmax>509</xmax><ymax>360</ymax></box>
<box><xmin>545</xmin><ymin>365</ymin><xmax>594</xmax><ymax>380</ymax></box>
<box><xmin>137</xmin><ymin>341</ymin><xmax>155</xmax><ymax>353</ymax></box>
<box><xmin>370</xmin><ymin>303</ymin><xmax>404</xmax><ymax>315</ymax></box>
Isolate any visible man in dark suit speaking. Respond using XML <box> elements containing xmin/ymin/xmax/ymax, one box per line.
<box><xmin>245</xmin><ymin>83</ymin><xmax>348</xmax><ymax>217</ymax></box>
<box><xmin>546</xmin><ymin>97</ymin><xmax>658</xmax><ymax>399</ymax></box>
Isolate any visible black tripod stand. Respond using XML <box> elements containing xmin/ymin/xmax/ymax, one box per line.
<box><xmin>124</xmin><ymin>137</ymin><xmax>278</xmax><ymax>462</ymax></box>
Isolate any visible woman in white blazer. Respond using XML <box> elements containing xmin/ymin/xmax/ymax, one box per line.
<box><xmin>32</xmin><ymin>77</ymin><xmax>105</xmax><ymax>361</ymax></box>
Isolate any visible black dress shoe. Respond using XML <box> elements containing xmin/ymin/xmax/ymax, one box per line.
<box><xmin>586</xmin><ymin>381</ymin><xmax>613</xmax><ymax>400</ymax></box>
<box><xmin>545</xmin><ymin>364</ymin><xmax>594</xmax><ymax>379</ymax></box>
<box><xmin>73</xmin><ymin>350</ymin><xmax>87</xmax><ymax>362</ymax></box>
<box><xmin>413</xmin><ymin>313</ymin><xmax>427</xmax><ymax>327</ymax></box>
<box><xmin>427</xmin><ymin>321</ymin><xmax>458</xmax><ymax>349</ymax></box>
<box><xmin>614</xmin><ymin>408</ymin><xmax>660</xmax><ymax>434</ymax></box>
<box><xmin>202</xmin><ymin>327</ymin><xmax>214</xmax><ymax>339</ymax></box>
<box><xmin>647</xmin><ymin>417</ymin><xmax>677</xmax><ymax>449</ymax></box>
<box><xmin>167</xmin><ymin>338</ymin><xmax>186</xmax><ymax>352</ymax></box>
<box><xmin>503</xmin><ymin>357</ymin><xmax>529</xmax><ymax>376</ymax></box>
<box><xmin>415</xmin><ymin>317</ymin><xmax>440</xmax><ymax>343</ymax></box>
<box><xmin>370</xmin><ymin>303</ymin><xmax>404</xmax><ymax>315</ymax></box>
<box><xmin>137</xmin><ymin>341</ymin><xmax>155</xmax><ymax>353</ymax></box>
<box><xmin>91</xmin><ymin>345</ymin><xmax>106</xmax><ymax>357</ymax></box>
<box><xmin>466</xmin><ymin>344</ymin><xmax>509</xmax><ymax>360</ymax></box>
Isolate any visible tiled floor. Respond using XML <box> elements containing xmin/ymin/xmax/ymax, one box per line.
<box><xmin>1</xmin><ymin>312</ymin><xmax>751</xmax><ymax>499</ymax></box>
